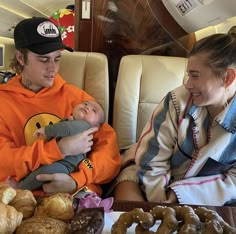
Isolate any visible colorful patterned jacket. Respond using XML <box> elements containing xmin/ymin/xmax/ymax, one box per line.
<box><xmin>135</xmin><ymin>85</ymin><xmax>236</xmax><ymax>206</ymax></box>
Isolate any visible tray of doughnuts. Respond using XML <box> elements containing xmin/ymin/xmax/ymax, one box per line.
<box><xmin>108</xmin><ymin>205</ymin><xmax>236</xmax><ymax>234</ymax></box>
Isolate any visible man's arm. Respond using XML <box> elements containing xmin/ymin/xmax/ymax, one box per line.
<box><xmin>69</xmin><ymin>122</ymin><xmax>121</xmax><ymax>195</ymax></box>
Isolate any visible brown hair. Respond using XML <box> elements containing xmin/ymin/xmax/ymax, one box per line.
<box><xmin>9</xmin><ymin>48</ymin><xmax>29</xmax><ymax>74</ymax></box>
<box><xmin>189</xmin><ymin>33</ymin><xmax>236</xmax><ymax>78</ymax></box>
<box><xmin>97</xmin><ymin>101</ymin><xmax>106</xmax><ymax>126</ymax></box>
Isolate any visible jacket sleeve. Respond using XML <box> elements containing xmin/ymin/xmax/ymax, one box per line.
<box><xmin>170</xmin><ymin>167</ymin><xmax>236</xmax><ymax>206</ymax></box>
<box><xmin>70</xmin><ymin>122</ymin><xmax>121</xmax><ymax>195</ymax></box>
<box><xmin>0</xmin><ymin>118</ymin><xmax>64</xmax><ymax>181</ymax></box>
<box><xmin>45</xmin><ymin>120</ymin><xmax>90</xmax><ymax>138</ymax></box>
<box><xmin>135</xmin><ymin>94</ymin><xmax>177</xmax><ymax>202</ymax></box>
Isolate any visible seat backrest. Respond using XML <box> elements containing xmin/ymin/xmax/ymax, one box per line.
<box><xmin>58</xmin><ymin>51</ymin><xmax>109</xmax><ymax>122</ymax></box>
<box><xmin>113</xmin><ymin>55</ymin><xmax>187</xmax><ymax>150</ymax></box>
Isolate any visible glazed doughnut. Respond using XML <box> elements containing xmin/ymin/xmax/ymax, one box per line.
<box><xmin>173</xmin><ymin>205</ymin><xmax>201</xmax><ymax>234</ymax></box>
<box><xmin>195</xmin><ymin>206</ymin><xmax>236</xmax><ymax>234</ymax></box>
<box><xmin>111</xmin><ymin>208</ymin><xmax>154</xmax><ymax>234</ymax></box>
<box><xmin>150</xmin><ymin>206</ymin><xmax>178</xmax><ymax>234</ymax></box>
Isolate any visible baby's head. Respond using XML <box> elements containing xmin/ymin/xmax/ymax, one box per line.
<box><xmin>72</xmin><ymin>100</ymin><xmax>105</xmax><ymax>127</ymax></box>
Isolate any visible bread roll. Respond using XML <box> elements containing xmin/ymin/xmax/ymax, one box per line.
<box><xmin>34</xmin><ymin>192</ymin><xmax>74</xmax><ymax>221</ymax></box>
<box><xmin>9</xmin><ymin>189</ymin><xmax>37</xmax><ymax>219</ymax></box>
<box><xmin>0</xmin><ymin>182</ymin><xmax>16</xmax><ymax>204</ymax></box>
<box><xmin>15</xmin><ymin>216</ymin><xmax>67</xmax><ymax>234</ymax></box>
<box><xmin>0</xmin><ymin>203</ymin><xmax>23</xmax><ymax>234</ymax></box>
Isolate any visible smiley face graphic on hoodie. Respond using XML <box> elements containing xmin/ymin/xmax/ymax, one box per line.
<box><xmin>24</xmin><ymin>113</ymin><xmax>60</xmax><ymax>145</ymax></box>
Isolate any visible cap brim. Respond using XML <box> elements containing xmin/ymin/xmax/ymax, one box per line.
<box><xmin>27</xmin><ymin>41</ymin><xmax>73</xmax><ymax>55</ymax></box>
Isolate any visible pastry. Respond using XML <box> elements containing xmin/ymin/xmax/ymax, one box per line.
<box><xmin>195</xmin><ymin>206</ymin><xmax>236</xmax><ymax>234</ymax></box>
<box><xmin>111</xmin><ymin>207</ymin><xmax>154</xmax><ymax>234</ymax></box>
<box><xmin>0</xmin><ymin>202</ymin><xmax>23</xmax><ymax>234</ymax></box>
<box><xmin>66</xmin><ymin>207</ymin><xmax>105</xmax><ymax>234</ymax></box>
<box><xmin>15</xmin><ymin>216</ymin><xmax>67</xmax><ymax>234</ymax></box>
<box><xmin>9</xmin><ymin>189</ymin><xmax>37</xmax><ymax>219</ymax></box>
<box><xmin>34</xmin><ymin>192</ymin><xmax>74</xmax><ymax>221</ymax></box>
<box><xmin>150</xmin><ymin>206</ymin><xmax>178</xmax><ymax>234</ymax></box>
<box><xmin>0</xmin><ymin>182</ymin><xmax>16</xmax><ymax>204</ymax></box>
<box><xmin>173</xmin><ymin>205</ymin><xmax>201</xmax><ymax>234</ymax></box>
<box><xmin>111</xmin><ymin>205</ymin><xmax>236</xmax><ymax>234</ymax></box>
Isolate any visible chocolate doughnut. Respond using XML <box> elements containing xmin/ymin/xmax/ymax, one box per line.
<box><xmin>66</xmin><ymin>207</ymin><xmax>104</xmax><ymax>234</ymax></box>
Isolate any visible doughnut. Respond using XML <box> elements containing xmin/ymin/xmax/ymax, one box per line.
<box><xmin>66</xmin><ymin>207</ymin><xmax>104</xmax><ymax>234</ymax></box>
<box><xmin>111</xmin><ymin>205</ymin><xmax>236</xmax><ymax>234</ymax></box>
<box><xmin>111</xmin><ymin>208</ymin><xmax>154</xmax><ymax>234</ymax></box>
<box><xmin>173</xmin><ymin>205</ymin><xmax>201</xmax><ymax>234</ymax></box>
<box><xmin>195</xmin><ymin>206</ymin><xmax>236</xmax><ymax>234</ymax></box>
<box><xmin>150</xmin><ymin>206</ymin><xmax>178</xmax><ymax>234</ymax></box>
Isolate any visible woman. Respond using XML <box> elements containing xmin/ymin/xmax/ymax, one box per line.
<box><xmin>114</xmin><ymin>33</ymin><xmax>236</xmax><ymax>206</ymax></box>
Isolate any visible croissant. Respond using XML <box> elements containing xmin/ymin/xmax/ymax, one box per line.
<box><xmin>0</xmin><ymin>182</ymin><xmax>16</xmax><ymax>204</ymax></box>
<box><xmin>9</xmin><ymin>189</ymin><xmax>37</xmax><ymax>219</ymax></box>
<box><xmin>0</xmin><ymin>202</ymin><xmax>23</xmax><ymax>234</ymax></box>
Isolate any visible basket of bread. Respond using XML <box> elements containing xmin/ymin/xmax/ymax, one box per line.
<box><xmin>0</xmin><ymin>182</ymin><xmax>105</xmax><ymax>233</ymax></box>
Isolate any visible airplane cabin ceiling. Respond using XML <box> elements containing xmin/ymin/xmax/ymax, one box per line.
<box><xmin>0</xmin><ymin>0</ymin><xmax>74</xmax><ymax>38</ymax></box>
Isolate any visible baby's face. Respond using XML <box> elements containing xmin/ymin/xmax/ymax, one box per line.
<box><xmin>72</xmin><ymin>100</ymin><xmax>104</xmax><ymax>126</ymax></box>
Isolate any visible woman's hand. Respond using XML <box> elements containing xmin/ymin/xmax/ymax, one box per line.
<box><xmin>163</xmin><ymin>189</ymin><xmax>178</xmax><ymax>203</ymax></box>
<box><xmin>36</xmin><ymin>173</ymin><xmax>77</xmax><ymax>193</ymax></box>
<box><xmin>57</xmin><ymin>127</ymin><xmax>98</xmax><ymax>157</ymax></box>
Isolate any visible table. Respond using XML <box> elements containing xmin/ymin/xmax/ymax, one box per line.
<box><xmin>112</xmin><ymin>200</ymin><xmax>236</xmax><ymax>228</ymax></box>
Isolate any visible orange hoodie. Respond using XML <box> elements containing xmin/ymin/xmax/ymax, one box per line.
<box><xmin>0</xmin><ymin>74</ymin><xmax>121</xmax><ymax>195</ymax></box>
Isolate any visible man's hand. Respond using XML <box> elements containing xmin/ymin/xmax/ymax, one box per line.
<box><xmin>57</xmin><ymin>127</ymin><xmax>98</xmax><ymax>157</ymax></box>
<box><xmin>67</xmin><ymin>115</ymin><xmax>74</xmax><ymax>120</ymax></box>
<box><xmin>36</xmin><ymin>173</ymin><xmax>77</xmax><ymax>193</ymax></box>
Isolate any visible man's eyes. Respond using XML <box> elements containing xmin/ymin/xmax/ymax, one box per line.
<box><xmin>39</xmin><ymin>58</ymin><xmax>61</xmax><ymax>63</ymax></box>
<box><xmin>39</xmin><ymin>58</ymin><xmax>47</xmax><ymax>63</ymax></box>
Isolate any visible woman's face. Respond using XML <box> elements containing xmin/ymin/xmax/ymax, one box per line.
<box><xmin>185</xmin><ymin>53</ymin><xmax>225</xmax><ymax>108</ymax></box>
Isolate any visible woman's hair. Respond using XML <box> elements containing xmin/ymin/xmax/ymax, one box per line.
<box><xmin>228</xmin><ymin>26</ymin><xmax>236</xmax><ymax>37</ymax></box>
<box><xmin>189</xmin><ymin>33</ymin><xmax>236</xmax><ymax>77</ymax></box>
<box><xmin>9</xmin><ymin>48</ymin><xmax>29</xmax><ymax>74</ymax></box>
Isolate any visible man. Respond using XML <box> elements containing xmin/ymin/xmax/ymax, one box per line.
<box><xmin>0</xmin><ymin>17</ymin><xmax>121</xmax><ymax>196</ymax></box>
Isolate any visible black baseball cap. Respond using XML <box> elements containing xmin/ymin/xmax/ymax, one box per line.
<box><xmin>14</xmin><ymin>17</ymin><xmax>73</xmax><ymax>55</ymax></box>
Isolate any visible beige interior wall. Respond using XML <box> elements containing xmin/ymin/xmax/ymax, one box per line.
<box><xmin>0</xmin><ymin>37</ymin><xmax>14</xmax><ymax>71</ymax></box>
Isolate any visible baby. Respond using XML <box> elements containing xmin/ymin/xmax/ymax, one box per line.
<box><xmin>11</xmin><ymin>100</ymin><xmax>105</xmax><ymax>191</ymax></box>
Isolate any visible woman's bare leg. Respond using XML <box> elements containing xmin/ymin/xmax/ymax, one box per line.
<box><xmin>113</xmin><ymin>181</ymin><xmax>145</xmax><ymax>201</ymax></box>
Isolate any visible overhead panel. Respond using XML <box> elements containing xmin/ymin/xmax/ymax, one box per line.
<box><xmin>0</xmin><ymin>7</ymin><xmax>24</xmax><ymax>38</ymax></box>
<box><xmin>21</xmin><ymin>0</ymin><xmax>74</xmax><ymax>17</ymax></box>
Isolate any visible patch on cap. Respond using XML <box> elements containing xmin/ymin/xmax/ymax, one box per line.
<box><xmin>37</xmin><ymin>21</ymin><xmax>59</xmax><ymax>38</ymax></box>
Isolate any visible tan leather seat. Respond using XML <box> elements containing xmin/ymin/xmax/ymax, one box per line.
<box><xmin>59</xmin><ymin>51</ymin><xmax>109</xmax><ymax>122</ymax></box>
<box><xmin>113</xmin><ymin>55</ymin><xmax>188</xmax><ymax>150</ymax></box>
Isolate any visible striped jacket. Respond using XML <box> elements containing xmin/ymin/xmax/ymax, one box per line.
<box><xmin>135</xmin><ymin>85</ymin><xmax>236</xmax><ymax>205</ymax></box>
